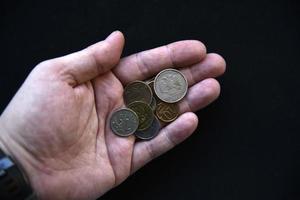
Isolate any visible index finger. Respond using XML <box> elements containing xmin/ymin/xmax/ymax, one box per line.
<box><xmin>113</xmin><ymin>40</ymin><xmax>206</xmax><ymax>85</ymax></box>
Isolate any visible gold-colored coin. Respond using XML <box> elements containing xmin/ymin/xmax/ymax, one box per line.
<box><xmin>128</xmin><ymin>101</ymin><xmax>154</xmax><ymax>131</ymax></box>
<box><xmin>124</xmin><ymin>81</ymin><xmax>152</xmax><ymax>106</ymax></box>
<box><xmin>155</xmin><ymin>101</ymin><xmax>179</xmax><ymax>123</ymax></box>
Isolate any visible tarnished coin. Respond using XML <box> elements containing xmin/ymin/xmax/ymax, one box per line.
<box><xmin>128</xmin><ymin>101</ymin><xmax>154</xmax><ymax>131</ymax></box>
<box><xmin>110</xmin><ymin>108</ymin><xmax>139</xmax><ymax>137</ymax></box>
<box><xmin>149</xmin><ymin>97</ymin><xmax>157</xmax><ymax>111</ymax></box>
<box><xmin>147</xmin><ymin>80</ymin><xmax>154</xmax><ymax>92</ymax></box>
<box><xmin>148</xmin><ymin>81</ymin><xmax>162</xmax><ymax>112</ymax></box>
<box><xmin>148</xmin><ymin>80</ymin><xmax>154</xmax><ymax>93</ymax></box>
<box><xmin>124</xmin><ymin>81</ymin><xmax>152</xmax><ymax>106</ymax></box>
<box><xmin>135</xmin><ymin>117</ymin><xmax>161</xmax><ymax>140</ymax></box>
<box><xmin>156</xmin><ymin>101</ymin><xmax>179</xmax><ymax>123</ymax></box>
<box><xmin>148</xmin><ymin>80</ymin><xmax>160</xmax><ymax>100</ymax></box>
<box><xmin>154</xmin><ymin>69</ymin><xmax>188</xmax><ymax>103</ymax></box>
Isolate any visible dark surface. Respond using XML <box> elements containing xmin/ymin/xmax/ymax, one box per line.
<box><xmin>1</xmin><ymin>0</ymin><xmax>299</xmax><ymax>199</ymax></box>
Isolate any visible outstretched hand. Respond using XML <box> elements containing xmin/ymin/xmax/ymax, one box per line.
<box><xmin>0</xmin><ymin>31</ymin><xmax>225</xmax><ymax>199</ymax></box>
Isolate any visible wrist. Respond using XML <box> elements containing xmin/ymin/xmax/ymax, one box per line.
<box><xmin>0</xmin><ymin>118</ymin><xmax>39</xmax><ymax>198</ymax></box>
<box><xmin>0</xmin><ymin>120</ymin><xmax>28</xmax><ymax>180</ymax></box>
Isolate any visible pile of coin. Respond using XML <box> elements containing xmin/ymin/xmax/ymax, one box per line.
<box><xmin>110</xmin><ymin>68</ymin><xmax>188</xmax><ymax>140</ymax></box>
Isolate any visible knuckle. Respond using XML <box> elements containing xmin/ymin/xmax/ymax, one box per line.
<box><xmin>145</xmin><ymin>141</ymin><xmax>157</xmax><ymax>160</ymax></box>
<box><xmin>135</xmin><ymin>52</ymin><xmax>150</xmax><ymax>78</ymax></box>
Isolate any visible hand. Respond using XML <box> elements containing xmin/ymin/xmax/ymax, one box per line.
<box><xmin>0</xmin><ymin>31</ymin><xmax>225</xmax><ymax>200</ymax></box>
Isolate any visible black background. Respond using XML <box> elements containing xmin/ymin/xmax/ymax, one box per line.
<box><xmin>1</xmin><ymin>0</ymin><xmax>299</xmax><ymax>199</ymax></box>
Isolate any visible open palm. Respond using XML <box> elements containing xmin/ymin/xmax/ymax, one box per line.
<box><xmin>0</xmin><ymin>31</ymin><xmax>225</xmax><ymax>200</ymax></box>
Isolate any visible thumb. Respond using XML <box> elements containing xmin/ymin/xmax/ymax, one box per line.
<box><xmin>51</xmin><ymin>31</ymin><xmax>125</xmax><ymax>86</ymax></box>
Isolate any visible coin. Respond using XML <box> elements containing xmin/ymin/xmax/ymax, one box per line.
<box><xmin>124</xmin><ymin>81</ymin><xmax>152</xmax><ymax>106</ymax></box>
<box><xmin>155</xmin><ymin>101</ymin><xmax>179</xmax><ymax>122</ymax></box>
<box><xmin>148</xmin><ymin>81</ymin><xmax>161</xmax><ymax>112</ymax></box>
<box><xmin>154</xmin><ymin>69</ymin><xmax>188</xmax><ymax>103</ymax></box>
<box><xmin>149</xmin><ymin>97</ymin><xmax>157</xmax><ymax>111</ymax></box>
<box><xmin>148</xmin><ymin>80</ymin><xmax>154</xmax><ymax>93</ymax></box>
<box><xmin>148</xmin><ymin>80</ymin><xmax>160</xmax><ymax>100</ymax></box>
<box><xmin>128</xmin><ymin>101</ymin><xmax>154</xmax><ymax>130</ymax></box>
<box><xmin>110</xmin><ymin>108</ymin><xmax>139</xmax><ymax>137</ymax></box>
<box><xmin>135</xmin><ymin>117</ymin><xmax>161</xmax><ymax>140</ymax></box>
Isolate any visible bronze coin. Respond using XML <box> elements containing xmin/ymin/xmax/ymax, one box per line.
<box><xmin>128</xmin><ymin>101</ymin><xmax>154</xmax><ymax>130</ymax></box>
<box><xmin>155</xmin><ymin>101</ymin><xmax>179</xmax><ymax>123</ymax></box>
<box><xmin>123</xmin><ymin>81</ymin><xmax>152</xmax><ymax>106</ymax></box>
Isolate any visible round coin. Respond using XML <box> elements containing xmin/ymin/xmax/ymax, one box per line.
<box><xmin>149</xmin><ymin>97</ymin><xmax>157</xmax><ymax>111</ymax></box>
<box><xmin>148</xmin><ymin>80</ymin><xmax>154</xmax><ymax>91</ymax></box>
<box><xmin>135</xmin><ymin>117</ymin><xmax>161</xmax><ymax>140</ymax></box>
<box><xmin>110</xmin><ymin>108</ymin><xmax>139</xmax><ymax>137</ymax></box>
<box><xmin>124</xmin><ymin>81</ymin><xmax>153</xmax><ymax>106</ymax></box>
<box><xmin>128</xmin><ymin>101</ymin><xmax>154</xmax><ymax>131</ymax></box>
<box><xmin>155</xmin><ymin>101</ymin><xmax>179</xmax><ymax>123</ymax></box>
<box><xmin>148</xmin><ymin>80</ymin><xmax>160</xmax><ymax>101</ymax></box>
<box><xmin>154</xmin><ymin>69</ymin><xmax>188</xmax><ymax>103</ymax></box>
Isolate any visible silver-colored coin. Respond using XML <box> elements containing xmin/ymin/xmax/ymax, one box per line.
<box><xmin>154</xmin><ymin>69</ymin><xmax>188</xmax><ymax>103</ymax></box>
<box><xmin>135</xmin><ymin>117</ymin><xmax>161</xmax><ymax>140</ymax></box>
<box><xmin>110</xmin><ymin>108</ymin><xmax>139</xmax><ymax>137</ymax></box>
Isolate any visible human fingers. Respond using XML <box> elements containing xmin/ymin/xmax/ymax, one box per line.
<box><xmin>40</xmin><ymin>31</ymin><xmax>125</xmax><ymax>86</ymax></box>
<box><xmin>178</xmin><ymin>78</ymin><xmax>221</xmax><ymax>113</ymax></box>
<box><xmin>180</xmin><ymin>53</ymin><xmax>226</xmax><ymax>86</ymax></box>
<box><xmin>131</xmin><ymin>112</ymin><xmax>198</xmax><ymax>173</ymax></box>
<box><xmin>114</xmin><ymin>40</ymin><xmax>206</xmax><ymax>85</ymax></box>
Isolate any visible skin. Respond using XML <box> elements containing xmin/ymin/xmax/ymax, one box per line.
<box><xmin>0</xmin><ymin>31</ymin><xmax>226</xmax><ymax>200</ymax></box>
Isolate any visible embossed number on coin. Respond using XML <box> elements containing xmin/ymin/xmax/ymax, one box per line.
<box><xmin>110</xmin><ymin>108</ymin><xmax>139</xmax><ymax>137</ymax></box>
<box><xmin>154</xmin><ymin>69</ymin><xmax>188</xmax><ymax>103</ymax></box>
